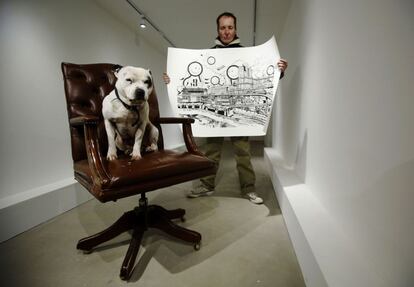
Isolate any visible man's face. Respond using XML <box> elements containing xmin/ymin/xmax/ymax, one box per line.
<box><xmin>218</xmin><ymin>16</ymin><xmax>236</xmax><ymax>45</ymax></box>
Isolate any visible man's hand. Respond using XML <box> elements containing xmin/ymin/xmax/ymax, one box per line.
<box><xmin>163</xmin><ymin>72</ymin><xmax>170</xmax><ymax>84</ymax></box>
<box><xmin>277</xmin><ymin>59</ymin><xmax>288</xmax><ymax>73</ymax></box>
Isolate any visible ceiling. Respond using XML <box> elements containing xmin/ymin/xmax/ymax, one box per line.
<box><xmin>94</xmin><ymin>0</ymin><xmax>290</xmax><ymax>53</ymax></box>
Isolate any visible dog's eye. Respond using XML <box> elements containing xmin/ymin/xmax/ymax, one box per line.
<box><xmin>126</xmin><ymin>78</ymin><xmax>133</xmax><ymax>83</ymax></box>
<box><xmin>144</xmin><ymin>78</ymin><xmax>152</xmax><ymax>87</ymax></box>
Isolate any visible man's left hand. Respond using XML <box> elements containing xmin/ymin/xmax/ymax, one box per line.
<box><xmin>277</xmin><ymin>59</ymin><xmax>288</xmax><ymax>72</ymax></box>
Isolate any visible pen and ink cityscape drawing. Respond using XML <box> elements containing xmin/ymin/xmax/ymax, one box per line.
<box><xmin>167</xmin><ymin>37</ymin><xmax>280</xmax><ymax>137</ymax></box>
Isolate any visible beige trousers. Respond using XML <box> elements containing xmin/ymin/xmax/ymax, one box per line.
<box><xmin>200</xmin><ymin>136</ymin><xmax>256</xmax><ymax>194</ymax></box>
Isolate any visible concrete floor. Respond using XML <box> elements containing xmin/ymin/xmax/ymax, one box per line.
<box><xmin>0</xmin><ymin>141</ymin><xmax>305</xmax><ymax>287</ymax></box>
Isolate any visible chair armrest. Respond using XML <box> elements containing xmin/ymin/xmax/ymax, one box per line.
<box><xmin>158</xmin><ymin>117</ymin><xmax>195</xmax><ymax>124</ymax></box>
<box><xmin>71</xmin><ymin>116</ymin><xmax>111</xmax><ymax>187</ymax></box>
<box><xmin>157</xmin><ymin>117</ymin><xmax>203</xmax><ymax>156</ymax></box>
<box><xmin>70</xmin><ymin>116</ymin><xmax>100</xmax><ymax>126</ymax></box>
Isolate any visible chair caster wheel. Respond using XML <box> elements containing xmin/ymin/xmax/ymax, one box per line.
<box><xmin>194</xmin><ymin>242</ymin><xmax>201</xmax><ymax>251</ymax></box>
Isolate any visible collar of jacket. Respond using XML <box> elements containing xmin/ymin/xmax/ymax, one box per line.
<box><xmin>213</xmin><ymin>37</ymin><xmax>241</xmax><ymax>48</ymax></box>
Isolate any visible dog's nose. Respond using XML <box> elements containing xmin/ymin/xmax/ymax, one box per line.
<box><xmin>134</xmin><ymin>88</ymin><xmax>145</xmax><ymax>100</ymax></box>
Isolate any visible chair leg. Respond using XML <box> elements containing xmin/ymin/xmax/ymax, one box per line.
<box><xmin>77</xmin><ymin>211</ymin><xmax>136</xmax><ymax>252</ymax></box>
<box><xmin>120</xmin><ymin>228</ymin><xmax>144</xmax><ymax>281</ymax></box>
<box><xmin>154</xmin><ymin>217</ymin><xmax>201</xmax><ymax>244</ymax></box>
<box><xmin>77</xmin><ymin>202</ymin><xmax>201</xmax><ymax>280</ymax></box>
<box><xmin>149</xmin><ymin>205</ymin><xmax>202</xmax><ymax>245</ymax></box>
<box><xmin>165</xmin><ymin>208</ymin><xmax>186</xmax><ymax>220</ymax></box>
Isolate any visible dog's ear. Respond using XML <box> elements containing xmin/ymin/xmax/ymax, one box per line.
<box><xmin>146</xmin><ymin>70</ymin><xmax>153</xmax><ymax>88</ymax></box>
<box><xmin>112</xmin><ymin>64</ymin><xmax>123</xmax><ymax>77</ymax></box>
<box><xmin>145</xmin><ymin>75</ymin><xmax>153</xmax><ymax>88</ymax></box>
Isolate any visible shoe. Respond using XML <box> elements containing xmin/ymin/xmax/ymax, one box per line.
<box><xmin>187</xmin><ymin>186</ymin><xmax>214</xmax><ymax>198</ymax></box>
<box><xmin>245</xmin><ymin>192</ymin><xmax>263</xmax><ymax>204</ymax></box>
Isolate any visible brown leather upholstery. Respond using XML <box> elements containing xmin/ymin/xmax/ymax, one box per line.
<box><xmin>61</xmin><ymin>62</ymin><xmax>216</xmax><ymax>280</ymax></box>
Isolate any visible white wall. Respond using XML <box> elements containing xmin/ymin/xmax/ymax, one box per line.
<box><xmin>269</xmin><ymin>0</ymin><xmax>414</xmax><ymax>286</ymax></box>
<box><xmin>0</xmin><ymin>0</ymin><xmax>184</xmax><ymax>241</ymax></box>
<box><xmin>0</xmin><ymin>0</ymin><xmax>183</xmax><ymax>201</ymax></box>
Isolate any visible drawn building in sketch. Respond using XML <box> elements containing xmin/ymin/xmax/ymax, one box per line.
<box><xmin>177</xmin><ymin>62</ymin><xmax>275</xmax><ymax>128</ymax></box>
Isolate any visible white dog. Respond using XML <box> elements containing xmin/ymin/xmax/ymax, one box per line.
<box><xmin>102</xmin><ymin>65</ymin><xmax>159</xmax><ymax>160</ymax></box>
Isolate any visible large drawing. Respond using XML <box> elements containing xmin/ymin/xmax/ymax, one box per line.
<box><xmin>167</xmin><ymin>36</ymin><xmax>280</xmax><ymax>137</ymax></box>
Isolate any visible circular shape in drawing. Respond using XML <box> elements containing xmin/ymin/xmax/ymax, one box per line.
<box><xmin>211</xmin><ymin>76</ymin><xmax>220</xmax><ymax>85</ymax></box>
<box><xmin>187</xmin><ymin>61</ymin><xmax>203</xmax><ymax>76</ymax></box>
<box><xmin>207</xmin><ymin>56</ymin><xmax>216</xmax><ymax>65</ymax></box>
<box><xmin>266</xmin><ymin>65</ymin><xmax>275</xmax><ymax>76</ymax></box>
<box><xmin>226</xmin><ymin>65</ymin><xmax>239</xmax><ymax>80</ymax></box>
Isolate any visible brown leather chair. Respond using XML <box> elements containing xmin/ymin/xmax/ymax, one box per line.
<box><xmin>61</xmin><ymin>62</ymin><xmax>215</xmax><ymax>280</ymax></box>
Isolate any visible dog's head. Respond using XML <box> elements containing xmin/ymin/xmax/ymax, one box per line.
<box><xmin>113</xmin><ymin>66</ymin><xmax>153</xmax><ymax>106</ymax></box>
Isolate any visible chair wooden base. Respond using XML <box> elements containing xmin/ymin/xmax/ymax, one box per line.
<box><xmin>76</xmin><ymin>196</ymin><xmax>201</xmax><ymax>280</ymax></box>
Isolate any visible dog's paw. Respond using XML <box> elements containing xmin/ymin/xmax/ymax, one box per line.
<box><xmin>107</xmin><ymin>152</ymin><xmax>118</xmax><ymax>161</ymax></box>
<box><xmin>145</xmin><ymin>144</ymin><xmax>158</xmax><ymax>153</ymax></box>
<box><xmin>130</xmin><ymin>151</ymin><xmax>142</xmax><ymax>160</ymax></box>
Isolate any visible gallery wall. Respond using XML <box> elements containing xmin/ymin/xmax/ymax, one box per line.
<box><xmin>0</xmin><ymin>0</ymin><xmax>185</xmax><ymax>241</ymax></box>
<box><xmin>269</xmin><ymin>0</ymin><xmax>414</xmax><ymax>286</ymax></box>
<box><xmin>0</xmin><ymin>0</ymin><xmax>181</xmax><ymax>202</ymax></box>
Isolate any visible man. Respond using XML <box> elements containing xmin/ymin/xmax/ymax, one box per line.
<box><xmin>164</xmin><ymin>12</ymin><xmax>288</xmax><ymax>204</ymax></box>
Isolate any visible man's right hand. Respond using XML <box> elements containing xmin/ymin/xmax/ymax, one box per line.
<box><xmin>163</xmin><ymin>72</ymin><xmax>170</xmax><ymax>84</ymax></box>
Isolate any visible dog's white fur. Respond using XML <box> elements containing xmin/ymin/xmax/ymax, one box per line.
<box><xmin>102</xmin><ymin>66</ymin><xmax>159</xmax><ymax>160</ymax></box>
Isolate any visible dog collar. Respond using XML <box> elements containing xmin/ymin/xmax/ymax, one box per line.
<box><xmin>114</xmin><ymin>88</ymin><xmax>140</xmax><ymax>126</ymax></box>
<box><xmin>114</xmin><ymin>88</ymin><xmax>134</xmax><ymax>111</ymax></box>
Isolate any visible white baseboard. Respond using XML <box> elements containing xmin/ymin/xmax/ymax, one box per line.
<box><xmin>0</xmin><ymin>178</ymin><xmax>92</xmax><ymax>243</ymax></box>
<box><xmin>264</xmin><ymin>148</ymin><xmax>328</xmax><ymax>287</ymax></box>
<box><xmin>264</xmin><ymin>148</ymin><xmax>384</xmax><ymax>287</ymax></box>
<box><xmin>0</xmin><ymin>144</ymin><xmax>187</xmax><ymax>244</ymax></box>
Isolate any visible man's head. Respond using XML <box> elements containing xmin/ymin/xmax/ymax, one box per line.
<box><xmin>216</xmin><ymin>12</ymin><xmax>237</xmax><ymax>45</ymax></box>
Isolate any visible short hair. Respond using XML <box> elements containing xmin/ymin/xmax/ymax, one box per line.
<box><xmin>216</xmin><ymin>12</ymin><xmax>237</xmax><ymax>31</ymax></box>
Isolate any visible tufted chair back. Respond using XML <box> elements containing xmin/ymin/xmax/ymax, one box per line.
<box><xmin>61</xmin><ymin>62</ymin><xmax>164</xmax><ymax>162</ymax></box>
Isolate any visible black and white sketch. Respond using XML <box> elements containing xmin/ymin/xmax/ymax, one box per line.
<box><xmin>167</xmin><ymin>36</ymin><xmax>280</xmax><ymax>137</ymax></box>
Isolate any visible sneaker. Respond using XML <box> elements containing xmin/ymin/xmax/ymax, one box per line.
<box><xmin>187</xmin><ymin>186</ymin><xmax>214</xmax><ymax>198</ymax></box>
<box><xmin>245</xmin><ymin>192</ymin><xmax>264</xmax><ymax>204</ymax></box>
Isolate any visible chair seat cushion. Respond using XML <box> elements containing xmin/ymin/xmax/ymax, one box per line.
<box><xmin>74</xmin><ymin>150</ymin><xmax>214</xmax><ymax>190</ymax></box>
